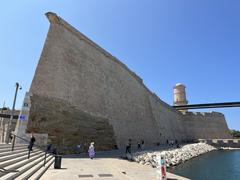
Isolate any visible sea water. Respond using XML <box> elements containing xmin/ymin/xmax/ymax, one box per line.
<box><xmin>170</xmin><ymin>150</ymin><xmax>240</xmax><ymax>180</ymax></box>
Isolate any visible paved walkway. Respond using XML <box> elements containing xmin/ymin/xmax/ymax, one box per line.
<box><xmin>42</xmin><ymin>156</ymin><xmax>189</xmax><ymax>180</ymax></box>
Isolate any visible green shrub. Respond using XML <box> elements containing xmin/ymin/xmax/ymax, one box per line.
<box><xmin>230</xmin><ymin>129</ymin><xmax>240</xmax><ymax>138</ymax></box>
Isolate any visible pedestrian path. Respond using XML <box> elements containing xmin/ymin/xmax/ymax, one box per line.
<box><xmin>42</xmin><ymin>156</ymin><xmax>189</xmax><ymax>180</ymax></box>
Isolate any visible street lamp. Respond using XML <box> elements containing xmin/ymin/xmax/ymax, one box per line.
<box><xmin>6</xmin><ymin>82</ymin><xmax>22</xmax><ymax>144</ymax></box>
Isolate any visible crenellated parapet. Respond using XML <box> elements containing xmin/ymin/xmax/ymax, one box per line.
<box><xmin>199</xmin><ymin>139</ymin><xmax>240</xmax><ymax>148</ymax></box>
<box><xmin>183</xmin><ymin>111</ymin><xmax>224</xmax><ymax>117</ymax></box>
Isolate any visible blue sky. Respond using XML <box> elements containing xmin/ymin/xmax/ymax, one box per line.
<box><xmin>0</xmin><ymin>0</ymin><xmax>239</xmax><ymax>130</ymax></box>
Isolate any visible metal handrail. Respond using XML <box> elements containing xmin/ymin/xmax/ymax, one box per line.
<box><xmin>10</xmin><ymin>133</ymin><xmax>55</xmax><ymax>166</ymax></box>
<box><xmin>11</xmin><ymin>133</ymin><xmax>43</xmax><ymax>149</ymax></box>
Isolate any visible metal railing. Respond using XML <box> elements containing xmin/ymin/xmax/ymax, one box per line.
<box><xmin>10</xmin><ymin>133</ymin><xmax>54</xmax><ymax>166</ymax></box>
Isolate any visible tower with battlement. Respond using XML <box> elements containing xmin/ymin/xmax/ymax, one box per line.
<box><xmin>174</xmin><ymin>83</ymin><xmax>188</xmax><ymax>106</ymax></box>
<box><xmin>174</xmin><ymin>83</ymin><xmax>188</xmax><ymax>113</ymax></box>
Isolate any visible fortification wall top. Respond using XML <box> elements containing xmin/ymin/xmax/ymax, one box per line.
<box><xmin>183</xmin><ymin>111</ymin><xmax>224</xmax><ymax>117</ymax></box>
<box><xmin>44</xmin><ymin>12</ymin><xmax>183</xmax><ymax>116</ymax></box>
<box><xmin>45</xmin><ymin>12</ymin><xmax>143</xmax><ymax>84</ymax></box>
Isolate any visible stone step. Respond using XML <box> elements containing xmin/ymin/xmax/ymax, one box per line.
<box><xmin>0</xmin><ymin>143</ymin><xmax>55</xmax><ymax>179</ymax></box>
<box><xmin>30</xmin><ymin>157</ymin><xmax>55</xmax><ymax>180</ymax></box>
<box><xmin>0</xmin><ymin>150</ymin><xmax>43</xmax><ymax>171</ymax></box>
<box><xmin>2</xmin><ymin>154</ymin><xmax>51</xmax><ymax>180</ymax></box>
<box><xmin>0</xmin><ymin>148</ymin><xmax>39</xmax><ymax>161</ymax></box>
<box><xmin>4</xmin><ymin>151</ymin><xmax>45</xmax><ymax>169</ymax></box>
<box><xmin>0</xmin><ymin>148</ymin><xmax>29</xmax><ymax>157</ymax></box>
<box><xmin>0</xmin><ymin>151</ymin><xmax>46</xmax><ymax>178</ymax></box>
<box><xmin>17</xmin><ymin>155</ymin><xmax>54</xmax><ymax>180</ymax></box>
<box><xmin>0</xmin><ymin>151</ymin><xmax>30</xmax><ymax>163</ymax></box>
<box><xmin>0</xmin><ymin>146</ymin><xmax>28</xmax><ymax>153</ymax></box>
<box><xmin>0</xmin><ymin>144</ymin><xmax>27</xmax><ymax>149</ymax></box>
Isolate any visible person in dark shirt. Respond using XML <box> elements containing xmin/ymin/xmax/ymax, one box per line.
<box><xmin>126</xmin><ymin>139</ymin><xmax>132</xmax><ymax>154</ymax></box>
<box><xmin>137</xmin><ymin>141</ymin><xmax>141</xmax><ymax>150</ymax></box>
<box><xmin>46</xmin><ymin>144</ymin><xmax>52</xmax><ymax>153</ymax></box>
<box><xmin>141</xmin><ymin>140</ymin><xmax>145</xmax><ymax>150</ymax></box>
<box><xmin>28</xmin><ymin>134</ymin><xmax>36</xmax><ymax>151</ymax></box>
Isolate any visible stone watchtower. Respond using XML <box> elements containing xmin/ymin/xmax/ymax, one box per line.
<box><xmin>173</xmin><ymin>83</ymin><xmax>188</xmax><ymax>112</ymax></box>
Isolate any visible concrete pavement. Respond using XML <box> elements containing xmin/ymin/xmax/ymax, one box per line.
<box><xmin>42</xmin><ymin>156</ymin><xmax>189</xmax><ymax>180</ymax></box>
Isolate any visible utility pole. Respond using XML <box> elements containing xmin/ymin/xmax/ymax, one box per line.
<box><xmin>6</xmin><ymin>83</ymin><xmax>21</xmax><ymax>144</ymax></box>
<box><xmin>0</xmin><ymin>101</ymin><xmax>5</xmax><ymax>125</ymax></box>
<box><xmin>0</xmin><ymin>101</ymin><xmax>5</xmax><ymax>142</ymax></box>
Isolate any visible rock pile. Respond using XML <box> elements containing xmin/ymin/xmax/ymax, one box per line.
<box><xmin>132</xmin><ymin>143</ymin><xmax>216</xmax><ymax>167</ymax></box>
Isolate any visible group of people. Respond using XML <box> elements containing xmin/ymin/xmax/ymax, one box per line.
<box><xmin>28</xmin><ymin>134</ymin><xmax>183</xmax><ymax>160</ymax></box>
<box><xmin>126</xmin><ymin>139</ymin><xmax>145</xmax><ymax>155</ymax></box>
<box><xmin>26</xmin><ymin>135</ymin><xmax>184</xmax><ymax>161</ymax></box>
<box><xmin>27</xmin><ymin>134</ymin><xmax>96</xmax><ymax>159</ymax></box>
<box><xmin>75</xmin><ymin>142</ymin><xmax>96</xmax><ymax>159</ymax></box>
<box><xmin>125</xmin><ymin>138</ymin><xmax>183</xmax><ymax>156</ymax></box>
<box><xmin>166</xmin><ymin>139</ymin><xmax>180</xmax><ymax>148</ymax></box>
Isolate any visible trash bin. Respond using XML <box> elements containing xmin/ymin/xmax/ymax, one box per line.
<box><xmin>54</xmin><ymin>155</ymin><xmax>62</xmax><ymax>169</ymax></box>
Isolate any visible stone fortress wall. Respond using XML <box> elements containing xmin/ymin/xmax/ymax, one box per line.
<box><xmin>27</xmin><ymin>12</ymin><xmax>231</xmax><ymax>152</ymax></box>
<box><xmin>183</xmin><ymin>111</ymin><xmax>231</xmax><ymax>139</ymax></box>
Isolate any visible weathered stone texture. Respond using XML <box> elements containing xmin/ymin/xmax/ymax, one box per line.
<box><xmin>183</xmin><ymin>112</ymin><xmax>232</xmax><ymax>139</ymax></box>
<box><xmin>30</xmin><ymin>13</ymin><xmax>160</xmax><ymax>149</ymax></box>
<box><xmin>28</xmin><ymin>12</ymin><xmax>231</xmax><ymax>151</ymax></box>
<box><xmin>27</xmin><ymin>95</ymin><xmax>117</xmax><ymax>152</ymax></box>
<box><xmin>148</xmin><ymin>94</ymin><xmax>186</xmax><ymax>142</ymax></box>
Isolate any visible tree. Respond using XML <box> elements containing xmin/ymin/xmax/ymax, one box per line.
<box><xmin>230</xmin><ymin>129</ymin><xmax>240</xmax><ymax>139</ymax></box>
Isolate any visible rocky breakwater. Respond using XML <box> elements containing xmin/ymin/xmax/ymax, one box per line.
<box><xmin>132</xmin><ymin>143</ymin><xmax>216</xmax><ymax>167</ymax></box>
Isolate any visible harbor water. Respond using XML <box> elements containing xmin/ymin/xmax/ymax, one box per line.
<box><xmin>170</xmin><ymin>150</ymin><xmax>240</xmax><ymax>180</ymax></box>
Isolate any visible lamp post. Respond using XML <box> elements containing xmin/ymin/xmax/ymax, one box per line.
<box><xmin>6</xmin><ymin>82</ymin><xmax>22</xmax><ymax>144</ymax></box>
<box><xmin>1</xmin><ymin>101</ymin><xmax>6</xmax><ymax>143</ymax></box>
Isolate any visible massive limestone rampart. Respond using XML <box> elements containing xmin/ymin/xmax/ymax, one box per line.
<box><xmin>183</xmin><ymin>112</ymin><xmax>231</xmax><ymax>139</ymax></box>
<box><xmin>27</xmin><ymin>12</ymin><xmax>231</xmax><ymax>152</ymax></box>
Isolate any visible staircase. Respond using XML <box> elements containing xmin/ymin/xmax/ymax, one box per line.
<box><xmin>0</xmin><ymin>143</ymin><xmax>54</xmax><ymax>180</ymax></box>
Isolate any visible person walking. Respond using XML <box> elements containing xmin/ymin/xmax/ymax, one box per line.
<box><xmin>46</xmin><ymin>144</ymin><xmax>52</xmax><ymax>153</ymax></box>
<box><xmin>125</xmin><ymin>139</ymin><xmax>132</xmax><ymax>154</ymax></box>
<box><xmin>125</xmin><ymin>139</ymin><xmax>132</xmax><ymax>160</ymax></box>
<box><xmin>28</xmin><ymin>134</ymin><xmax>36</xmax><ymax>151</ymax></box>
<box><xmin>76</xmin><ymin>144</ymin><xmax>81</xmax><ymax>154</ymax></box>
<box><xmin>141</xmin><ymin>140</ymin><xmax>145</xmax><ymax>150</ymax></box>
<box><xmin>137</xmin><ymin>141</ymin><xmax>141</xmax><ymax>151</ymax></box>
<box><xmin>88</xmin><ymin>142</ymin><xmax>95</xmax><ymax>159</ymax></box>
